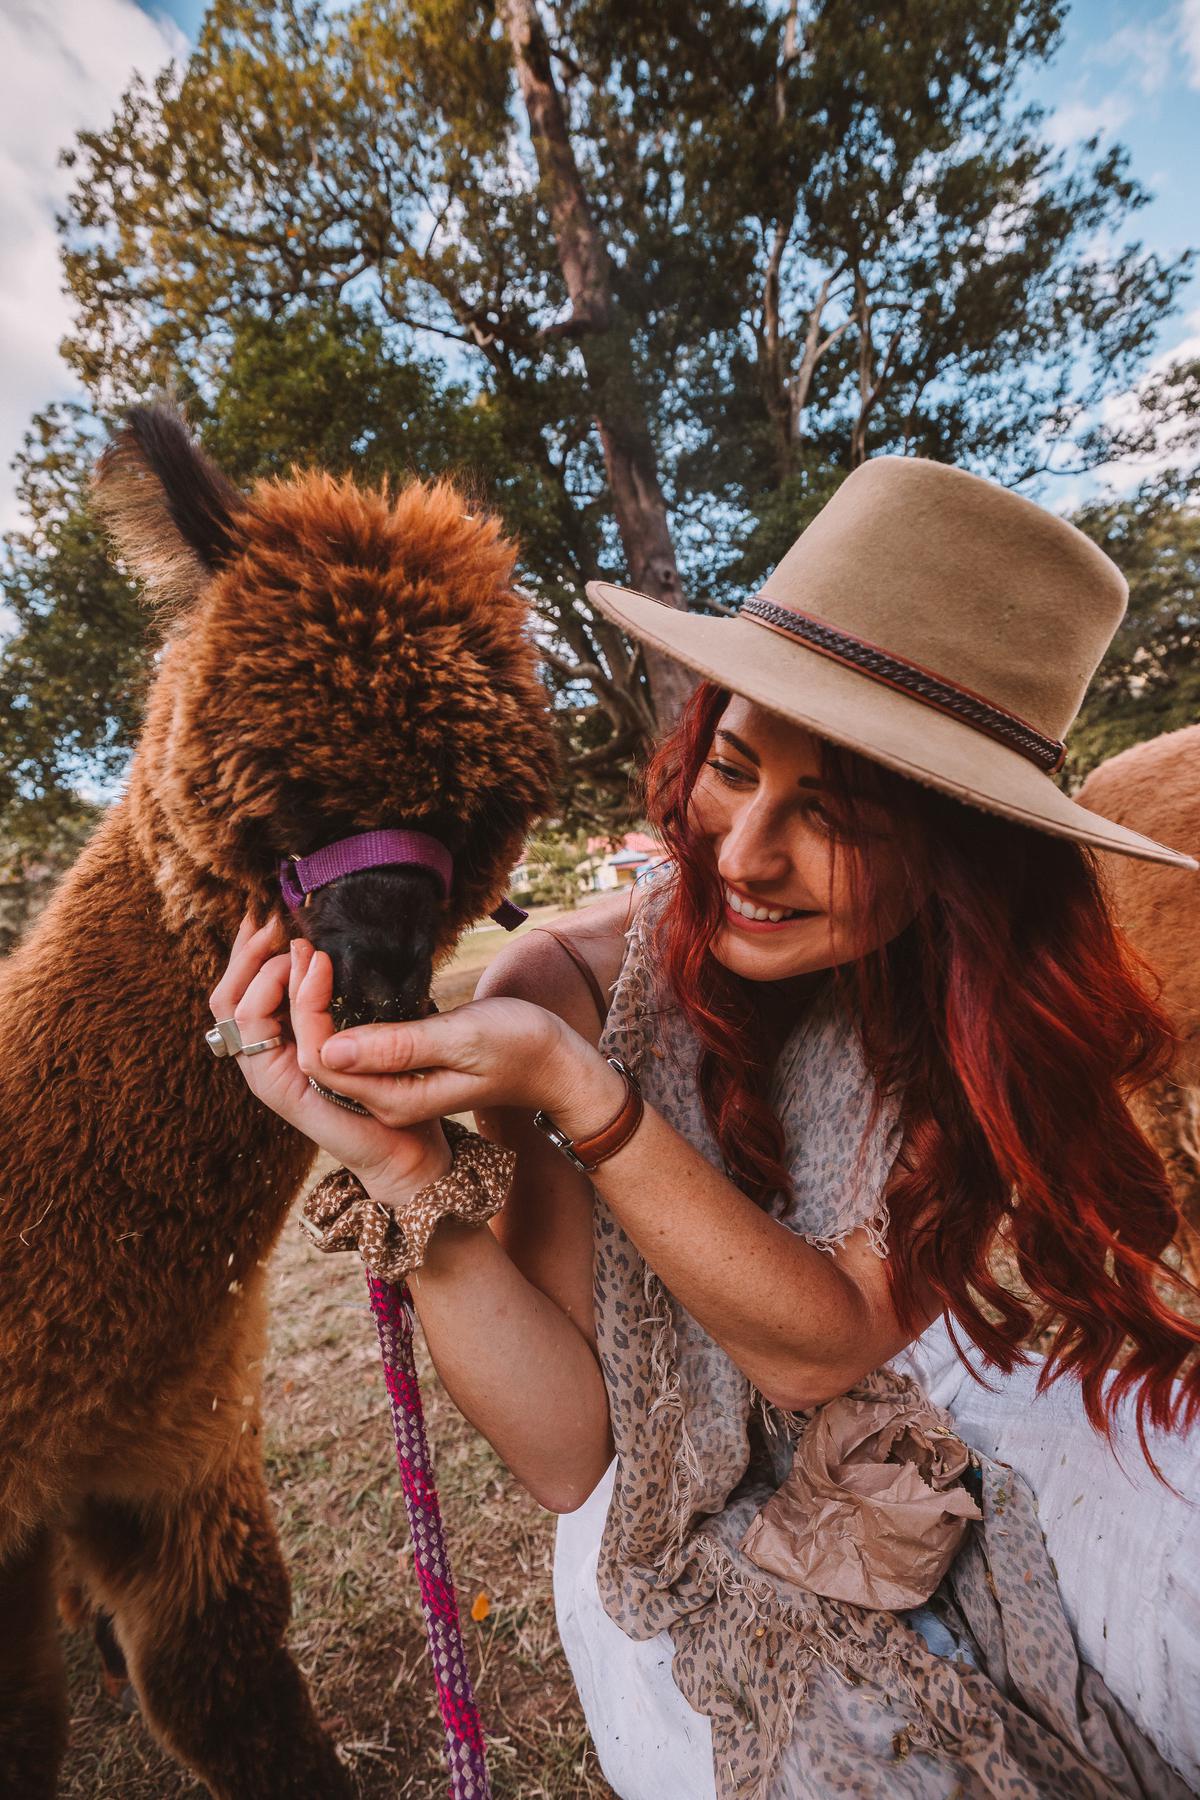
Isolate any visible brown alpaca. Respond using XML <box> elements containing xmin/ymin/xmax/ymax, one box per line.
<box><xmin>0</xmin><ymin>407</ymin><xmax>555</xmax><ymax>1799</ymax></box>
<box><xmin>1077</xmin><ymin>725</ymin><xmax>1200</xmax><ymax>1277</ymax></box>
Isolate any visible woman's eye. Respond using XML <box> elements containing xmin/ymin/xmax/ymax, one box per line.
<box><xmin>705</xmin><ymin>758</ymin><xmax>752</xmax><ymax>787</ymax></box>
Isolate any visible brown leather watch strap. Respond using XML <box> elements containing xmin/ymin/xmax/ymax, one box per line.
<box><xmin>533</xmin><ymin>1056</ymin><xmax>644</xmax><ymax>1173</ymax></box>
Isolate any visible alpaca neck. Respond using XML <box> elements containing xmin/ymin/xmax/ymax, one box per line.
<box><xmin>1</xmin><ymin>795</ymin><xmax>316</xmax><ymax>1289</ymax></box>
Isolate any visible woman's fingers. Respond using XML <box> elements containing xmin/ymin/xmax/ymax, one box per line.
<box><xmin>316</xmin><ymin>1063</ymin><xmax>478</xmax><ymax>1129</ymax></box>
<box><xmin>282</xmin><ymin>947</ymin><xmax>450</xmax><ymax>1136</ymax></box>
<box><xmin>290</xmin><ymin>941</ymin><xmax>339</xmax><ymax>1077</ymax></box>
<box><xmin>320</xmin><ymin>1010</ymin><xmax>471</xmax><ymax>1076</ymax></box>
<box><xmin>306</xmin><ymin>1005</ymin><xmax>478</xmax><ymax>1125</ymax></box>
<box><xmin>214</xmin><ymin>939</ymin><xmax>559</xmax><ymax>1131</ymax></box>
<box><xmin>210</xmin><ymin>913</ymin><xmax>288</xmax><ymax>1018</ymax></box>
<box><xmin>316</xmin><ymin>995</ymin><xmax>558</xmax><ymax>1118</ymax></box>
<box><xmin>204</xmin><ymin>922</ymin><xmax>444</xmax><ymax>1177</ymax></box>
<box><xmin>232</xmin><ymin>951</ymin><xmax>292</xmax><ymax>1048</ymax></box>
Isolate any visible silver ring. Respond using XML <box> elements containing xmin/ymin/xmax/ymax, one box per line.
<box><xmin>241</xmin><ymin>1034</ymin><xmax>285</xmax><ymax>1056</ymax></box>
<box><xmin>205</xmin><ymin>1019</ymin><xmax>243</xmax><ymax>1059</ymax></box>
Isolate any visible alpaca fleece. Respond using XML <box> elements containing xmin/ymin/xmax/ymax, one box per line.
<box><xmin>1078</xmin><ymin>725</ymin><xmax>1200</xmax><ymax>1279</ymax></box>
<box><xmin>0</xmin><ymin>406</ymin><xmax>556</xmax><ymax>1799</ymax></box>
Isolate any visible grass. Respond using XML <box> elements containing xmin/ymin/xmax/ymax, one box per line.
<box><xmin>58</xmin><ymin>904</ymin><xmax>616</xmax><ymax>1798</ymax></box>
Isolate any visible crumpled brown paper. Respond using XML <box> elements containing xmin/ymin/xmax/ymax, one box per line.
<box><xmin>739</xmin><ymin>1388</ymin><xmax>982</xmax><ymax>1610</ymax></box>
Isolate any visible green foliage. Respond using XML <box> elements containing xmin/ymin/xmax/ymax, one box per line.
<box><xmin>0</xmin><ymin>305</ymin><xmax>583</xmax><ymax>872</ymax></box>
<box><xmin>0</xmin><ymin>405</ymin><xmax>148</xmax><ymax>859</ymax></box>
<box><xmin>1064</xmin><ymin>474</ymin><xmax>1200</xmax><ymax>784</ymax></box>
<box><xmin>56</xmin><ymin>0</ymin><xmax>1191</xmax><ymax>573</ymax></box>
<box><xmin>192</xmin><ymin>301</ymin><xmax>574</xmax><ymax>559</ymax></box>
<box><xmin>512</xmin><ymin>827</ymin><xmax>591</xmax><ymax>908</ymax></box>
<box><xmin>0</xmin><ymin>805</ymin><xmax>103</xmax><ymax>956</ymax></box>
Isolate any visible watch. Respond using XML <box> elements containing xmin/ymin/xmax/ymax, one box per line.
<box><xmin>533</xmin><ymin>1055</ymin><xmax>644</xmax><ymax>1173</ymax></box>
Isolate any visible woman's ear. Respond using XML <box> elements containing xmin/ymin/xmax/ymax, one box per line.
<box><xmin>92</xmin><ymin>402</ymin><xmax>243</xmax><ymax>617</ymax></box>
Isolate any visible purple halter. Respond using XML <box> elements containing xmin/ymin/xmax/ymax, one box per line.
<box><xmin>278</xmin><ymin>828</ymin><xmax>527</xmax><ymax>930</ymax></box>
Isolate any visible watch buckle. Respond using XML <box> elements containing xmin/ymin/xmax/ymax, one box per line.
<box><xmin>532</xmin><ymin>1109</ymin><xmax>590</xmax><ymax>1173</ymax></box>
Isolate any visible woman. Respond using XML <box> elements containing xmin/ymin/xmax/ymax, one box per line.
<box><xmin>214</xmin><ymin>457</ymin><xmax>1200</xmax><ymax>1797</ymax></box>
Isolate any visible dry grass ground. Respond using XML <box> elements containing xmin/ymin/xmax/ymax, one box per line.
<box><xmin>59</xmin><ymin>905</ymin><xmax>618</xmax><ymax>1799</ymax></box>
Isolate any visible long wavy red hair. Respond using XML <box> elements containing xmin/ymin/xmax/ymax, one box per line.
<box><xmin>644</xmin><ymin>681</ymin><xmax>1200</xmax><ymax>1462</ymax></box>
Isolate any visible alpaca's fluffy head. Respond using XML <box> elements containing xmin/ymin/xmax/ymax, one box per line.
<box><xmin>94</xmin><ymin>405</ymin><xmax>556</xmax><ymax>1016</ymax></box>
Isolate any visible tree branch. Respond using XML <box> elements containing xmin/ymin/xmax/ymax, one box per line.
<box><xmin>498</xmin><ymin>0</ymin><xmax>613</xmax><ymax>339</ymax></box>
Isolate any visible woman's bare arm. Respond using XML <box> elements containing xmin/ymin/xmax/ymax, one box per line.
<box><xmin>472</xmin><ymin>897</ymin><xmax>631</xmax><ymax>1338</ymax></box>
<box><xmin>393</xmin><ymin>901</ymin><xmax>633</xmax><ymax>1512</ymax></box>
<box><xmin>472</xmin><ymin>895</ymin><xmax>932</xmax><ymax>1412</ymax></box>
<box><xmin>544</xmin><ymin>1058</ymin><xmax>936</xmax><ymax>1411</ymax></box>
<box><xmin>403</xmin><ymin>1215</ymin><xmax>610</xmax><ymax>1513</ymax></box>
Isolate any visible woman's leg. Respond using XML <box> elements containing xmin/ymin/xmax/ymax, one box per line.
<box><xmin>553</xmin><ymin>1461</ymin><xmax>718</xmax><ymax>1800</ymax></box>
<box><xmin>902</xmin><ymin>1318</ymin><xmax>1200</xmax><ymax>1790</ymax></box>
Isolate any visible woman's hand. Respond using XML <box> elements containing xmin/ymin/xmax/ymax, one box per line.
<box><xmin>208</xmin><ymin>915</ymin><xmax>449</xmax><ymax>1191</ymax></box>
<box><xmin>312</xmin><ymin>977</ymin><xmax>600</xmax><ymax>1130</ymax></box>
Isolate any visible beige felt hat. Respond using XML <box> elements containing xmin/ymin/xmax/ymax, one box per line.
<box><xmin>587</xmin><ymin>456</ymin><xmax>1197</xmax><ymax>870</ymax></box>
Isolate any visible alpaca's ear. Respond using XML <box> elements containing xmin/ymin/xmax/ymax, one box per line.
<box><xmin>92</xmin><ymin>404</ymin><xmax>243</xmax><ymax>613</ymax></box>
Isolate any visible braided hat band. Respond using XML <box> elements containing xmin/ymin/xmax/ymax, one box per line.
<box><xmin>740</xmin><ymin>596</ymin><xmax>1066</xmax><ymax>776</ymax></box>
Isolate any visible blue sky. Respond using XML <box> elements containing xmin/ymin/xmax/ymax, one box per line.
<box><xmin>135</xmin><ymin>0</ymin><xmax>207</xmax><ymax>31</ymax></box>
<box><xmin>1025</xmin><ymin>0</ymin><xmax>1199</xmax><ymax>347</ymax></box>
<box><xmin>1</xmin><ymin>0</ymin><xmax>1197</xmax><ymax>535</ymax></box>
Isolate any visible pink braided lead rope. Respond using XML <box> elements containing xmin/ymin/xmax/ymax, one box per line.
<box><xmin>366</xmin><ymin>1274</ymin><xmax>493</xmax><ymax>1799</ymax></box>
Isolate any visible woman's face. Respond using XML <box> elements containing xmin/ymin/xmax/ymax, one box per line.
<box><xmin>687</xmin><ymin>696</ymin><xmax>923</xmax><ymax>981</ymax></box>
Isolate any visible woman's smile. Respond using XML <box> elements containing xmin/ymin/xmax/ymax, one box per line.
<box><xmin>721</xmin><ymin>880</ymin><xmax>818</xmax><ymax>933</ymax></box>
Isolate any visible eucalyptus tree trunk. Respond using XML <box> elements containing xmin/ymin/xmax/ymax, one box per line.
<box><xmin>499</xmin><ymin>0</ymin><xmax>696</xmax><ymax>729</ymax></box>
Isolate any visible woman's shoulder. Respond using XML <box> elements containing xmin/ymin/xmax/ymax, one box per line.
<box><xmin>473</xmin><ymin>883</ymin><xmax>652</xmax><ymax>1043</ymax></box>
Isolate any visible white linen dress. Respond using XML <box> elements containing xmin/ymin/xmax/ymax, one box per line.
<box><xmin>555</xmin><ymin>1320</ymin><xmax>1200</xmax><ymax>1798</ymax></box>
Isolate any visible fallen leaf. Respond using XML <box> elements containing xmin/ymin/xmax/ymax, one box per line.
<box><xmin>470</xmin><ymin>1592</ymin><xmax>491</xmax><ymax>1623</ymax></box>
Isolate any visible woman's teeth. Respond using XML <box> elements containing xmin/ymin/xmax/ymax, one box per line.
<box><xmin>723</xmin><ymin>885</ymin><xmax>804</xmax><ymax>923</ymax></box>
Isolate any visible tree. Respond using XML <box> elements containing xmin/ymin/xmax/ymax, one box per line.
<box><xmin>3</xmin><ymin>0</ymin><xmax>1195</xmax><ymax>867</ymax></box>
<box><xmin>0</xmin><ymin>406</ymin><xmax>145</xmax><ymax>860</ymax></box>
<box><xmin>1065</xmin><ymin>473</ymin><xmax>1200</xmax><ymax>782</ymax></box>
<box><xmin>512</xmin><ymin>824</ymin><xmax>591</xmax><ymax>907</ymax></box>
<box><xmin>0</xmin><ymin>305</ymin><xmax>635</xmax><ymax>869</ymax></box>
<box><xmin>57</xmin><ymin>1</ymin><xmax>1190</xmax><ymax>634</ymax></box>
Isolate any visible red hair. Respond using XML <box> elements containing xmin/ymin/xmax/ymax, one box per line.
<box><xmin>644</xmin><ymin>681</ymin><xmax>1200</xmax><ymax>1462</ymax></box>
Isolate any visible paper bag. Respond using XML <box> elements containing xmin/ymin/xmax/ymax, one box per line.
<box><xmin>740</xmin><ymin>1389</ymin><xmax>982</xmax><ymax>1611</ymax></box>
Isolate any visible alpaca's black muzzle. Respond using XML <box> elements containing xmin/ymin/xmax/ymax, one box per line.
<box><xmin>295</xmin><ymin>864</ymin><xmax>441</xmax><ymax>1027</ymax></box>
<box><xmin>278</xmin><ymin>827</ymin><xmax>525</xmax><ymax>1027</ymax></box>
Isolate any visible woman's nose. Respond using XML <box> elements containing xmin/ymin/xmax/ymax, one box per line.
<box><xmin>718</xmin><ymin>798</ymin><xmax>792</xmax><ymax>888</ymax></box>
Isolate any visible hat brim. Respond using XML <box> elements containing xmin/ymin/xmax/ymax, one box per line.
<box><xmin>586</xmin><ymin>581</ymin><xmax>1198</xmax><ymax>872</ymax></box>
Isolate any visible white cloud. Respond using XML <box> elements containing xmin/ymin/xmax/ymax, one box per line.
<box><xmin>1087</xmin><ymin>22</ymin><xmax>1174</xmax><ymax>97</ymax></box>
<box><xmin>1043</xmin><ymin>94</ymin><xmax>1132</xmax><ymax>149</ymax></box>
<box><xmin>1092</xmin><ymin>307</ymin><xmax>1200</xmax><ymax>493</ymax></box>
<box><xmin>0</xmin><ymin>0</ymin><xmax>186</xmax><ymax>534</ymax></box>
<box><xmin>1182</xmin><ymin>0</ymin><xmax>1200</xmax><ymax>89</ymax></box>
